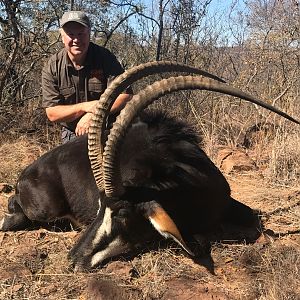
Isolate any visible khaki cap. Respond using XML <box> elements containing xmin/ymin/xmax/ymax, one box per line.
<box><xmin>60</xmin><ymin>11</ymin><xmax>91</xmax><ymax>28</ymax></box>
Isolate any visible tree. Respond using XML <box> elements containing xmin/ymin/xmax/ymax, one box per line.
<box><xmin>0</xmin><ymin>0</ymin><xmax>65</xmax><ymax>105</ymax></box>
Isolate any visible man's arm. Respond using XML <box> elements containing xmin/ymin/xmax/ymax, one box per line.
<box><xmin>46</xmin><ymin>93</ymin><xmax>132</xmax><ymax>123</ymax></box>
<box><xmin>45</xmin><ymin>100</ymin><xmax>98</xmax><ymax>122</ymax></box>
<box><xmin>46</xmin><ymin>93</ymin><xmax>133</xmax><ymax>136</ymax></box>
<box><xmin>110</xmin><ymin>93</ymin><xmax>132</xmax><ymax>114</ymax></box>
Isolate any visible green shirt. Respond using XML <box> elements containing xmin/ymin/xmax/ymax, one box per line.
<box><xmin>42</xmin><ymin>42</ymin><xmax>128</xmax><ymax>131</ymax></box>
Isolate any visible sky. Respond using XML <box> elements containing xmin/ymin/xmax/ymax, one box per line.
<box><xmin>90</xmin><ymin>0</ymin><xmax>251</xmax><ymax>46</ymax></box>
<box><xmin>139</xmin><ymin>0</ymin><xmax>248</xmax><ymax>16</ymax></box>
<box><xmin>210</xmin><ymin>0</ymin><xmax>247</xmax><ymax>12</ymax></box>
<box><xmin>137</xmin><ymin>0</ymin><xmax>249</xmax><ymax>40</ymax></box>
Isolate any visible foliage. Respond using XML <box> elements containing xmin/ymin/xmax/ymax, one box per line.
<box><xmin>0</xmin><ymin>0</ymin><xmax>299</xmax><ymax>182</ymax></box>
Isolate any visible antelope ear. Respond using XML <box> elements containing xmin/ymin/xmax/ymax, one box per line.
<box><xmin>143</xmin><ymin>202</ymin><xmax>195</xmax><ymax>256</ymax></box>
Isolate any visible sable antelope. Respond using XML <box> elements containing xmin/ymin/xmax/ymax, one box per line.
<box><xmin>1</xmin><ymin>61</ymin><xmax>299</xmax><ymax>270</ymax></box>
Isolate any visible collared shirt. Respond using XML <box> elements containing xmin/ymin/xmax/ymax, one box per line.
<box><xmin>42</xmin><ymin>42</ymin><xmax>129</xmax><ymax>131</ymax></box>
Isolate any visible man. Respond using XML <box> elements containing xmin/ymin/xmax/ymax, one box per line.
<box><xmin>42</xmin><ymin>11</ymin><xmax>132</xmax><ymax>143</ymax></box>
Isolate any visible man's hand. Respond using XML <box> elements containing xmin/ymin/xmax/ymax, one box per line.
<box><xmin>75</xmin><ymin>112</ymin><xmax>93</xmax><ymax>136</ymax></box>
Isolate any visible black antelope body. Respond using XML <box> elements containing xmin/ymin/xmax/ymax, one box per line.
<box><xmin>1</xmin><ymin>61</ymin><xmax>299</xmax><ymax>269</ymax></box>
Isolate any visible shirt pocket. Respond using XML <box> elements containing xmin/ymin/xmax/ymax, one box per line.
<box><xmin>89</xmin><ymin>78</ymin><xmax>106</xmax><ymax>91</ymax></box>
<box><xmin>60</xmin><ymin>86</ymin><xmax>76</xmax><ymax>104</ymax></box>
<box><xmin>60</xmin><ymin>86</ymin><xmax>76</xmax><ymax>97</ymax></box>
<box><xmin>88</xmin><ymin>78</ymin><xmax>106</xmax><ymax>99</ymax></box>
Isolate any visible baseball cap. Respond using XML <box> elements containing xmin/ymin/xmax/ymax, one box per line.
<box><xmin>60</xmin><ymin>11</ymin><xmax>91</xmax><ymax>28</ymax></box>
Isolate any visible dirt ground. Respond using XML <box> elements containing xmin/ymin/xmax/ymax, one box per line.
<box><xmin>0</xmin><ymin>142</ymin><xmax>299</xmax><ymax>299</ymax></box>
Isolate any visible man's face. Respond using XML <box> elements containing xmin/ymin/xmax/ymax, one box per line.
<box><xmin>61</xmin><ymin>22</ymin><xmax>90</xmax><ymax>60</ymax></box>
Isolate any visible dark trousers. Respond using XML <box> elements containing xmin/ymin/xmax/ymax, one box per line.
<box><xmin>61</xmin><ymin>127</ymin><xmax>77</xmax><ymax>144</ymax></box>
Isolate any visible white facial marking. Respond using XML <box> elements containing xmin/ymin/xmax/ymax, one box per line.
<box><xmin>0</xmin><ymin>217</ymin><xmax>4</xmax><ymax>230</ymax></box>
<box><xmin>96</xmin><ymin>197</ymin><xmax>101</xmax><ymax>215</ymax></box>
<box><xmin>91</xmin><ymin>237</ymin><xmax>129</xmax><ymax>267</ymax></box>
<box><xmin>92</xmin><ymin>207</ymin><xmax>112</xmax><ymax>246</ymax></box>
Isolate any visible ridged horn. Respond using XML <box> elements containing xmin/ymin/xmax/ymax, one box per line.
<box><xmin>103</xmin><ymin>75</ymin><xmax>300</xmax><ymax>197</ymax></box>
<box><xmin>88</xmin><ymin>61</ymin><xmax>226</xmax><ymax>191</ymax></box>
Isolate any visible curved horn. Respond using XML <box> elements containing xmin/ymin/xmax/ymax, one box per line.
<box><xmin>103</xmin><ymin>75</ymin><xmax>300</xmax><ymax>197</ymax></box>
<box><xmin>88</xmin><ymin>61</ymin><xmax>226</xmax><ymax>190</ymax></box>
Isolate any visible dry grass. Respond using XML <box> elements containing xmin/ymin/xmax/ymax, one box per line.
<box><xmin>130</xmin><ymin>248</ymin><xmax>208</xmax><ymax>299</ymax></box>
<box><xmin>265</xmin><ymin>130</ymin><xmax>300</xmax><ymax>184</ymax></box>
<box><xmin>239</xmin><ymin>243</ymin><xmax>300</xmax><ymax>300</ymax></box>
<box><xmin>0</xmin><ymin>103</ymin><xmax>300</xmax><ymax>299</ymax></box>
<box><xmin>0</xmin><ymin>193</ymin><xmax>300</xmax><ymax>299</ymax></box>
<box><xmin>0</xmin><ymin>137</ymin><xmax>45</xmax><ymax>184</ymax></box>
